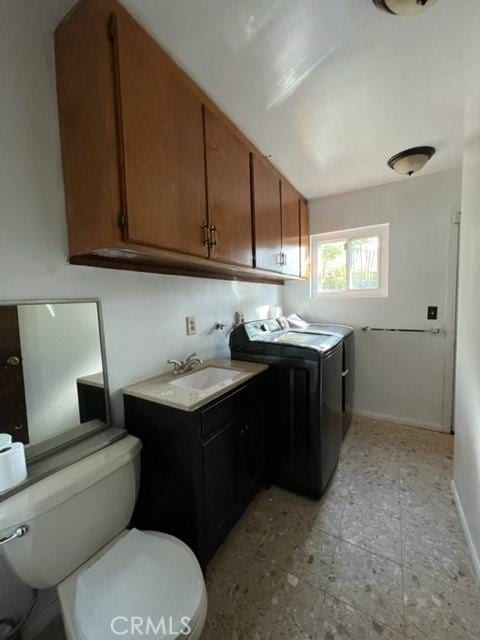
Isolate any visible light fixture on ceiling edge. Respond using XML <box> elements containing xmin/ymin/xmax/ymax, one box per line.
<box><xmin>387</xmin><ymin>146</ymin><xmax>436</xmax><ymax>176</ymax></box>
<box><xmin>372</xmin><ymin>0</ymin><xmax>439</xmax><ymax>16</ymax></box>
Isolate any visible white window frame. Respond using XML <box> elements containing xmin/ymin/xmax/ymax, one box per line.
<box><xmin>310</xmin><ymin>223</ymin><xmax>389</xmax><ymax>299</ymax></box>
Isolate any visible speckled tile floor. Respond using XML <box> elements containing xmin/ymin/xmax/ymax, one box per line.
<box><xmin>31</xmin><ymin>418</ymin><xmax>479</xmax><ymax>640</ymax></box>
<box><xmin>200</xmin><ymin>417</ymin><xmax>480</xmax><ymax>640</ymax></box>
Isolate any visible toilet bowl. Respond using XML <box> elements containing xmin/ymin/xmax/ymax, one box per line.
<box><xmin>59</xmin><ymin>529</ymin><xmax>207</xmax><ymax>640</ymax></box>
<box><xmin>0</xmin><ymin>436</ymin><xmax>207</xmax><ymax>640</ymax></box>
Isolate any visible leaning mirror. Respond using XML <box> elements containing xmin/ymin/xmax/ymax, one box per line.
<box><xmin>0</xmin><ymin>300</ymin><xmax>109</xmax><ymax>458</ymax></box>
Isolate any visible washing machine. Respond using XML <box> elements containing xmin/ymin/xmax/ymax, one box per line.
<box><xmin>230</xmin><ymin>319</ymin><xmax>343</xmax><ymax>498</ymax></box>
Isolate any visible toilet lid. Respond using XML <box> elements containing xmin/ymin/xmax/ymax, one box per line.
<box><xmin>73</xmin><ymin>529</ymin><xmax>204</xmax><ymax>640</ymax></box>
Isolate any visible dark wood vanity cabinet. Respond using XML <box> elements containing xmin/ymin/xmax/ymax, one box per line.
<box><xmin>203</xmin><ymin>403</ymin><xmax>265</xmax><ymax>555</ymax></box>
<box><xmin>124</xmin><ymin>373</ymin><xmax>268</xmax><ymax>568</ymax></box>
<box><xmin>77</xmin><ymin>382</ymin><xmax>107</xmax><ymax>423</ymax></box>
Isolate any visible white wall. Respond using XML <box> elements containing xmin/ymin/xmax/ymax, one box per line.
<box><xmin>453</xmin><ymin>85</ymin><xmax>480</xmax><ymax>578</ymax></box>
<box><xmin>283</xmin><ymin>170</ymin><xmax>462</xmax><ymax>430</ymax></box>
<box><xmin>0</xmin><ymin>0</ymin><xmax>281</xmax><ymax>427</ymax></box>
<box><xmin>0</xmin><ymin>0</ymin><xmax>280</xmax><ymax>630</ymax></box>
<box><xmin>18</xmin><ymin>303</ymin><xmax>103</xmax><ymax>445</ymax></box>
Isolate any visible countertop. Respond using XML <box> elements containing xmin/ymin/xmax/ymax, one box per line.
<box><xmin>122</xmin><ymin>358</ymin><xmax>268</xmax><ymax>412</ymax></box>
<box><xmin>77</xmin><ymin>372</ymin><xmax>104</xmax><ymax>388</ymax></box>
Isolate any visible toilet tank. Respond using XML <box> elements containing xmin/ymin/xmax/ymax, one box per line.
<box><xmin>0</xmin><ymin>436</ymin><xmax>142</xmax><ymax>589</ymax></box>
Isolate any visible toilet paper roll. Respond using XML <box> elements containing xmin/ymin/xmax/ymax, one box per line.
<box><xmin>0</xmin><ymin>442</ymin><xmax>27</xmax><ymax>494</ymax></box>
<box><xmin>0</xmin><ymin>433</ymin><xmax>12</xmax><ymax>448</ymax></box>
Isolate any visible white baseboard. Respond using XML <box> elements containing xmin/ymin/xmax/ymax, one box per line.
<box><xmin>353</xmin><ymin>410</ymin><xmax>449</xmax><ymax>433</ymax></box>
<box><xmin>451</xmin><ymin>480</ymin><xmax>480</xmax><ymax>585</ymax></box>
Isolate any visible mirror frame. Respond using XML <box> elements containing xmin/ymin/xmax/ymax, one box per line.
<box><xmin>0</xmin><ymin>298</ymin><xmax>111</xmax><ymax>462</ymax></box>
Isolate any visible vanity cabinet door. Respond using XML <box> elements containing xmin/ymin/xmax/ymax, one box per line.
<box><xmin>113</xmin><ymin>7</ymin><xmax>207</xmax><ymax>257</ymax></box>
<box><xmin>237</xmin><ymin>408</ymin><xmax>265</xmax><ymax>501</ymax></box>
<box><xmin>203</xmin><ymin>418</ymin><xmax>237</xmax><ymax>557</ymax></box>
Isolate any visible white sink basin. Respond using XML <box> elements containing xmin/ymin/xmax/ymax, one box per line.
<box><xmin>170</xmin><ymin>367</ymin><xmax>244</xmax><ymax>392</ymax></box>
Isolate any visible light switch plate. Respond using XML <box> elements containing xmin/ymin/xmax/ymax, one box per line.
<box><xmin>186</xmin><ymin>316</ymin><xmax>196</xmax><ymax>335</ymax></box>
<box><xmin>427</xmin><ymin>306</ymin><xmax>438</xmax><ymax>320</ymax></box>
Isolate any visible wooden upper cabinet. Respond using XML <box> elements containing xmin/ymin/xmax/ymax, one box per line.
<box><xmin>280</xmin><ymin>181</ymin><xmax>301</xmax><ymax>277</ymax></box>
<box><xmin>299</xmin><ymin>198</ymin><xmax>310</xmax><ymax>279</ymax></box>
<box><xmin>204</xmin><ymin>107</ymin><xmax>253</xmax><ymax>267</ymax></box>
<box><xmin>55</xmin><ymin>0</ymin><xmax>123</xmax><ymax>257</ymax></box>
<box><xmin>251</xmin><ymin>155</ymin><xmax>282</xmax><ymax>273</ymax></box>
<box><xmin>113</xmin><ymin>8</ymin><xmax>207</xmax><ymax>257</ymax></box>
<box><xmin>55</xmin><ymin>0</ymin><xmax>305</xmax><ymax>283</ymax></box>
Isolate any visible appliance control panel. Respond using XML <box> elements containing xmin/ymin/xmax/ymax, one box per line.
<box><xmin>244</xmin><ymin>319</ymin><xmax>283</xmax><ymax>340</ymax></box>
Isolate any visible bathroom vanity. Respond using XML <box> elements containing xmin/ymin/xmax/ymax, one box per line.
<box><xmin>123</xmin><ymin>360</ymin><xmax>269</xmax><ymax>567</ymax></box>
<box><xmin>76</xmin><ymin>372</ymin><xmax>106</xmax><ymax>424</ymax></box>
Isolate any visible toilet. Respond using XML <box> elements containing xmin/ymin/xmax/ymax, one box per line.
<box><xmin>0</xmin><ymin>436</ymin><xmax>207</xmax><ymax>639</ymax></box>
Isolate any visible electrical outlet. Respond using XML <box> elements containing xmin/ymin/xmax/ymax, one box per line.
<box><xmin>427</xmin><ymin>306</ymin><xmax>438</xmax><ymax>320</ymax></box>
<box><xmin>186</xmin><ymin>316</ymin><xmax>196</xmax><ymax>336</ymax></box>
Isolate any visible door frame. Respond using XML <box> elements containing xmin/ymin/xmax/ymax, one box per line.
<box><xmin>442</xmin><ymin>211</ymin><xmax>461</xmax><ymax>433</ymax></box>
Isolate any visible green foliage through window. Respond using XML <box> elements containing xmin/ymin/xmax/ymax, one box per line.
<box><xmin>317</xmin><ymin>235</ymin><xmax>381</xmax><ymax>293</ymax></box>
<box><xmin>349</xmin><ymin>237</ymin><xmax>379</xmax><ymax>290</ymax></box>
<box><xmin>318</xmin><ymin>240</ymin><xmax>346</xmax><ymax>291</ymax></box>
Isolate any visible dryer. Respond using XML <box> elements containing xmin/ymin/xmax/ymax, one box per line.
<box><xmin>286</xmin><ymin>315</ymin><xmax>354</xmax><ymax>437</ymax></box>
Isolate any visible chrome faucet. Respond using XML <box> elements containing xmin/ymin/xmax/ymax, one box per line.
<box><xmin>167</xmin><ymin>352</ymin><xmax>203</xmax><ymax>375</ymax></box>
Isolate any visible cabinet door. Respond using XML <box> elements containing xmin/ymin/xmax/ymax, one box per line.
<box><xmin>299</xmin><ymin>198</ymin><xmax>310</xmax><ymax>279</ymax></box>
<box><xmin>204</xmin><ymin>108</ymin><xmax>253</xmax><ymax>267</ymax></box>
<box><xmin>113</xmin><ymin>10</ymin><xmax>207</xmax><ymax>257</ymax></box>
<box><xmin>281</xmin><ymin>181</ymin><xmax>301</xmax><ymax>277</ymax></box>
<box><xmin>251</xmin><ymin>154</ymin><xmax>283</xmax><ymax>273</ymax></box>
<box><xmin>0</xmin><ymin>307</ymin><xmax>29</xmax><ymax>444</ymax></box>
<box><xmin>237</xmin><ymin>408</ymin><xmax>265</xmax><ymax>501</ymax></box>
<box><xmin>203</xmin><ymin>419</ymin><xmax>237</xmax><ymax>556</ymax></box>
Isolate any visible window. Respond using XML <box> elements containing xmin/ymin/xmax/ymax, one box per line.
<box><xmin>311</xmin><ymin>224</ymin><xmax>389</xmax><ymax>298</ymax></box>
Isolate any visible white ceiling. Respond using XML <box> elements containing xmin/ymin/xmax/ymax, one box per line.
<box><xmin>48</xmin><ymin>0</ymin><xmax>480</xmax><ymax>198</ymax></box>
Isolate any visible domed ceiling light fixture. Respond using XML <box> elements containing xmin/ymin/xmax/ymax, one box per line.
<box><xmin>372</xmin><ymin>0</ymin><xmax>439</xmax><ymax>15</ymax></box>
<box><xmin>387</xmin><ymin>146</ymin><xmax>436</xmax><ymax>176</ymax></box>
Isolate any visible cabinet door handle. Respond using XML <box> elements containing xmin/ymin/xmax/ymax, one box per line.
<box><xmin>6</xmin><ymin>356</ymin><xmax>20</xmax><ymax>366</ymax></box>
<box><xmin>282</xmin><ymin>252</ymin><xmax>287</xmax><ymax>266</ymax></box>
<box><xmin>209</xmin><ymin>225</ymin><xmax>217</xmax><ymax>249</ymax></box>
<box><xmin>276</xmin><ymin>252</ymin><xmax>283</xmax><ymax>265</ymax></box>
<box><xmin>202</xmin><ymin>222</ymin><xmax>210</xmax><ymax>247</ymax></box>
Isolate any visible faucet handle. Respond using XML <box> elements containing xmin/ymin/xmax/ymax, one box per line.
<box><xmin>184</xmin><ymin>352</ymin><xmax>198</xmax><ymax>363</ymax></box>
